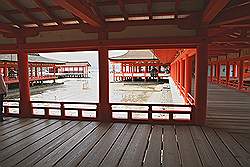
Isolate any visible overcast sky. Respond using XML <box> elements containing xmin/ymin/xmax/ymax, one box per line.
<box><xmin>40</xmin><ymin>50</ymin><xmax>127</xmax><ymax>69</ymax></box>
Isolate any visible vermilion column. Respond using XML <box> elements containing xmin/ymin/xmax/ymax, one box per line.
<box><xmin>210</xmin><ymin>63</ymin><xmax>213</xmax><ymax>82</ymax></box>
<box><xmin>3</xmin><ymin>62</ymin><xmax>8</xmax><ymax>80</ymax></box>
<box><xmin>180</xmin><ymin>59</ymin><xmax>185</xmax><ymax>87</ymax></box>
<box><xmin>195</xmin><ymin>40</ymin><xmax>208</xmax><ymax>125</ymax></box>
<box><xmin>233</xmin><ymin>64</ymin><xmax>237</xmax><ymax>78</ymax></box>
<box><xmin>177</xmin><ymin>61</ymin><xmax>180</xmax><ymax>84</ymax></box>
<box><xmin>216</xmin><ymin>62</ymin><xmax>220</xmax><ymax>83</ymax></box>
<box><xmin>17</xmin><ymin>38</ymin><xmax>32</xmax><ymax>117</ymax></box>
<box><xmin>98</xmin><ymin>48</ymin><xmax>111</xmax><ymax>121</ymax></box>
<box><xmin>238</xmin><ymin>60</ymin><xmax>244</xmax><ymax>90</ymax></box>
<box><xmin>40</xmin><ymin>65</ymin><xmax>43</xmax><ymax>77</ymax></box>
<box><xmin>185</xmin><ymin>56</ymin><xmax>192</xmax><ymax>101</ymax></box>
<box><xmin>226</xmin><ymin>61</ymin><xmax>230</xmax><ymax>85</ymax></box>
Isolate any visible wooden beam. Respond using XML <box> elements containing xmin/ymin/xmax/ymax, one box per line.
<box><xmin>0</xmin><ymin>23</ymin><xmax>17</xmax><ymax>33</ymax></box>
<box><xmin>33</xmin><ymin>0</ymin><xmax>62</xmax><ymax>25</ymax></box>
<box><xmin>8</xmin><ymin>0</ymin><xmax>42</xmax><ymax>26</ymax></box>
<box><xmin>0</xmin><ymin>11</ymin><xmax>22</xmax><ymax>27</ymax></box>
<box><xmin>53</xmin><ymin>0</ymin><xmax>103</xmax><ymax>28</ymax></box>
<box><xmin>147</xmin><ymin>0</ymin><xmax>152</xmax><ymax>19</ymax></box>
<box><xmin>212</xmin><ymin>2</ymin><xmax>250</xmax><ymax>25</ymax></box>
<box><xmin>202</xmin><ymin>0</ymin><xmax>230</xmax><ymax>25</ymax></box>
<box><xmin>117</xmin><ymin>0</ymin><xmax>128</xmax><ymax>21</ymax></box>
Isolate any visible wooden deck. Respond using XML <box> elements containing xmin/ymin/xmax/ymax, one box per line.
<box><xmin>207</xmin><ymin>83</ymin><xmax>250</xmax><ymax>134</ymax></box>
<box><xmin>1</xmin><ymin>117</ymin><xmax>250</xmax><ymax>167</ymax></box>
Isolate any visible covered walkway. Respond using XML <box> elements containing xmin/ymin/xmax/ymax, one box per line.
<box><xmin>0</xmin><ymin>117</ymin><xmax>250</xmax><ymax>167</ymax></box>
<box><xmin>207</xmin><ymin>83</ymin><xmax>250</xmax><ymax>134</ymax></box>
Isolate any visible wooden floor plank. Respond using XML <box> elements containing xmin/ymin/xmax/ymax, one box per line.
<box><xmin>0</xmin><ymin>119</ymin><xmax>58</xmax><ymax>151</ymax></box>
<box><xmin>0</xmin><ymin>118</ymin><xmax>40</xmax><ymax>136</ymax></box>
<box><xmin>99</xmin><ymin>124</ymin><xmax>137</xmax><ymax>167</ymax></box>
<box><xmin>231</xmin><ymin>133</ymin><xmax>250</xmax><ymax>153</ymax></box>
<box><xmin>118</xmin><ymin>124</ymin><xmax>151</xmax><ymax>167</ymax></box>
<box><xmin>0</xmin><ymin>118</ymin><xmax>28</xmax><ymax>131</ymax></box>
<box><xmin>32</xmin><ymin>122</ymin><xmax>102</xmax><ymax>167</ymax></box>
<box><xmin>162</xmin><ymin>126</ymin><xmax>181</xmax><ymax>167</ymax></box>
<box><xmin>215</xmin><ymin>129</ymin><xmax>250</xmax><ymax>167</ymax></box>
<box><xmin>190</xmin><ymin>126</ymin><xmax>222</xmax><ymax>167</ymax></box>
<box><xmin>0</xmin><ymin>119</ymin><xmax>47</xmax><ymax>142</ymax></box>
<box><xmin>207</xmin><ymin>83</ymin><xmax>250</xmax><ymax>134</ymax></box>
<box><xmin>15</xmin><ymin>121</ymin><xmax>91</xmax><ymax>167</ymax></box>
<box><xmin>0</xmin><ymin>117</ymin><xmax>19</xmax><ymax>126</ymax></box>
<box><xmin>202</xmin><ymin>127</ymin><xmax>241</xmax><ymax>167</ymax></box>
<box><xmin>78</xmin><ymin>123</ymin><xmax>126</xmax><ymax>167</ymax></box>
<box><xmin>0</xmin><ymin>120</ymin><xmax>69</xmax><ymax>162</ymax></box>
<box><xmin>54</xmin><ymin>123</ymin><xmax>113</xmax><ymax>167</ymax></box>
<box><xmin>143</xmin><ymin>125</ymin><xmax>162</xmax><ymax>167</ymax></box>
<box><xmin>175</xmin><ymin>126</ymin><xmax>202</xmax><ymax>167</ymax></box>
<box><xmin>0</xmin><ymin>121</ymin><xmax>79</xmax><ymax>166</ymax></box>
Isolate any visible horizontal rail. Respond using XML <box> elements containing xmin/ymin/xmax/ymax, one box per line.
<box><xmin>3</xmin><ymin>100</ymin><xmax>195</xmax><ymax>124</ymax></box>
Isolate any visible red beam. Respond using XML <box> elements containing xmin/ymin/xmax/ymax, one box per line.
<box><xmin>0</xmin><ymin>23</ymin><xmax>17</xmax><ymax>33</ymax></box>
<box><xmin>118</xmin><ymin>0</ymin><xmax>128</xmax><ymax>21</ymax></box>
<box><xmin>53</xmin><ymin>0</ymin><xmax>103</xmax><ymax>28</ymax></box>
<box><xmin>202</xmin><ymin>0</ymin><xmax>230</xmax><ymax>25</ymax></box>
<box><xmin>212</xmin><ymin>2</ymin><xmax>250</xmax><ymax>25</ymax></box>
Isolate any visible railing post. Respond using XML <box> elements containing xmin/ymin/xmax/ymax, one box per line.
<box><xmin>60</xmin><ymin>102</ymin><xmax>65</xmax><ymax>118</ymax></box>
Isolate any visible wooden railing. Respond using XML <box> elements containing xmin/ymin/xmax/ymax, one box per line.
<box><xmin>175</xmin><ymin>82</ymin><xmax>195</xmax><ymax>105</ymax></box>
<box><xmin>3</xmin><ymin>100</ymin><xmax>195</xmax><ymax>124</ymax></box>
<box><xmin>3</xmin><ymin>100</ymin><xmax>98</xmax><ymax>121</ymax></box>
<box><xmin>111</xmin><ymin>103</ymin><xmax>194</xmax><ymax>124</ymax></box>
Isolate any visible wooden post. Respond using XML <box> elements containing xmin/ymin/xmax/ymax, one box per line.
<box><xmin>98</xmin><ymin>47</ymin><xmax>111</xmax><ymax>121</ymax></box>
<box><xmin>17</xmin><ymin>37</ymin><xmax>32</xmax><ymax>117</ymax></box>
<box><xmin>238</xmin><ymin>60</ymin><xmax>244</xmax><ymax>90</ymax></box>
<box><xmin>194</xmin><ymin>39</ymin><xmax>208</xmax><ymax>125</ymax></box>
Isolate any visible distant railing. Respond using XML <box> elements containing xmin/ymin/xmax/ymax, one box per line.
<box><xmin>3</xmin><ymin>100</ymin><xmax>195</xmax><ymax>124</ymax></box>
<box><xmin>175</xmin><ymin>82</ymin><xmax>195</xmax><ymax>105</ymax></box>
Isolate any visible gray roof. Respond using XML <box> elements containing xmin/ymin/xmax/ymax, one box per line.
<box><xmin>0</xmin><ymin>54</ymin><xmax>65</xmax><ymax>64</ymax></box>
<box><xmin>109</xmin><ymin>50</ymin><xmax>159</xmax><ymax>61</ymax></box>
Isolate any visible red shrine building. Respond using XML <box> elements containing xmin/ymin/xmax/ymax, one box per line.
<box><xmin>110</xmin><ymin>50</ymin><xmax>169</xmax><ymax>82</ymax></box>
<box><xmin>0</xmin><ymin>0</ymin><xmax>250</xmax><ymax>166</ymax></box>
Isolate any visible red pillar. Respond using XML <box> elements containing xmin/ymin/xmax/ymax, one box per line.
<box><xmin>40</xmin><ymin>65</ymin><xmax>43</xmax><ymax>77</ymax></box>
<box><xmin>226</xmin><ymin>61</ymin><xmax>230</xmax><ymax>85</ymax></box>
<box><xmin>98</xmin><ymin>48</ymin><xmax>111</xmax><ymax>121</ymax></box>
<box><xmin>177</xmin><ymin>61</ymin><xmax>180</xmax><ymax>84</ymax></box>
<box><xmin>238</xmin><ymin>60</ymin><xmax>244</xmax><ymax>90</ymax></box>
<box><xmin>30</xmin><ymin>65</ymin><xmax>33</xmax><ymax>78</ymax></box>
<box><xmin>53</xmin><ymin>65</ymin><xmax>56</xmax><ymax>77</ymax></box>
<box><xmin>194</xmin><ymin>40</ymin><xmax>208</xmax><ymax>125</ymax></box>
<box><xmin>17</xmin><ymin>38</ymin><xmax>32</xmax><ymax>117</ymax></box>
<box><xmin>180</xmin><ymin>59</ymin><xmax>185</xmax><ymax>87</ymax></box>
<box><xmin>216</xmin><ymin>62</ymin><xmax>220</xmax><ymax>83</ymax></box>
<box><xmin>3</xmin><ymin>62</ymin><xmax>8</xmax><ymax>80</ymax></box>
<box><xmin>185</xmin><ymin>56</ymin><xmax>192</xmax><ymax>101</ymax></box>
<box><xmin>210</xmin><ymin>63</ymin><xmax>213</xmax><ymax>82</ymax></box>
<box><xmin>233</xmin><ymin>64</ymin><xmax>237</xmax><ymax>78</ymax></box>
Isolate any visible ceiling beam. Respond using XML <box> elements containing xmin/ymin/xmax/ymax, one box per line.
<box><xmin>8</xmin><ymin>0</ymin><xmax>42</xmax><ymax>26</ymax></box>
<box><xmin>53</xmin><ymin>0</ymin><xmax>103</xmax><ymax>28</ymax></box>
<box><xmin>212</xmin><ymin>2</ymin><xmax>250</xmax><ymax>25</ymax></box>
<box><xmin>34</xmin><ymin>0</ymin><xmax>62</xmax><ymax>25</ymax></box>
<box><xmin>202</xmin><ymin>0</ymin><xmax>230</xmax><ymax>25</ymax></box>
<box><xmin>0</xmin><ymin>23</ymin><xmax>17</xmax><ymax>33</ymax></box>
<box><xmin>117</xmin><ymin>0</ymin><xmax>128</xmax><ymax>21</ymax></box>
<box><xmin>147</xmin><ymin>0</ymin><xmax>152</xmax><ymax>19</ymax></box>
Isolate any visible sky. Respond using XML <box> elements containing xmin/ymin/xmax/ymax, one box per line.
<box><xmin>40</xmin><ymin>50</ymin><xmax>128</xmax><ymax>69</ymax></box>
